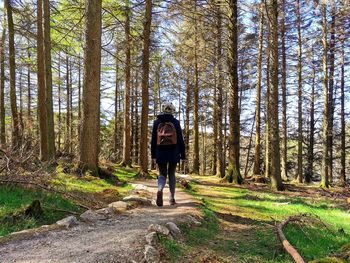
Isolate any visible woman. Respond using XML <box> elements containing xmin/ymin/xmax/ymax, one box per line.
<box><xmin>151</xmin><ymin>102</ymin><xmax>186</xmax><ymax>206</ymax></box>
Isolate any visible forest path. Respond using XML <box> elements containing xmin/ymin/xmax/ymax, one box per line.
<box><xmin>0</xmin><ymin>178</ymin><xmax>201</xmax><ymax>263</ymax></box>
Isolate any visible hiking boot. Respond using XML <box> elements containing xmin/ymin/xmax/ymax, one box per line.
<box><xmin>169</xmin><ymin>199</ymin><xmax>176</xmax><ymax>206</ymax></box>
<box><xmin>156</xmin><ymin>191</ymin><xmax>163</xmax><ymax>207</ymax></box>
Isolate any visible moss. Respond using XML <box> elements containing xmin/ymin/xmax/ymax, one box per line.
<box><xmin>223</xmin><ymin>164</ymin><xmax>243</xmax><ymax>184</ymax></box>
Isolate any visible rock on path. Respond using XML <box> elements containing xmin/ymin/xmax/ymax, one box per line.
<box><xmin>0</xmin><ymin>179</ymin><xmax>200</xmax><ymax>263</ymax></box>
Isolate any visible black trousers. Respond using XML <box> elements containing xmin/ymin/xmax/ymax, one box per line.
<box><xmin>157</xmin><ymin>162</ymin><xmax>177</xmax><ymax>200</ymax></box>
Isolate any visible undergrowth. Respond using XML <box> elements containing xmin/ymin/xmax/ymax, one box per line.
<box><xmin>0</xmin><ymin>165</ymin><xmax>138</xmax><ymax>237</ymax></box>
<box><xmin>159</xmin><ymin>208</ymin><xmax>236</xmax><ymax>262</ymax></box>
<box><xmin>166</xmin><ymin>176</ymin><xmax>350</xmax><ymax>262</ymax></box>
<box><xmin>0</xmin><ymin>185</ymin><xmax>81</xmax><ymax>236</ymax></box>
<box><xmin>53</xmin><ymin>164</ymin><xmax>135</xmax><ymax>197</ymax></box>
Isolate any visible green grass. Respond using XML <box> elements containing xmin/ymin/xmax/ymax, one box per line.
<box><xmin>181</xmin><ymin>176</ymin><xmax>350</xmax><ymax>262</ymax></box>
<box><xmin>159</xmin><ymin>235</ymin><xmax>185</xmax><ymax>262</ymax></box>
<box><xmin>181</xmin><ymin>208</ymin><xmax>220</xmax><ymax>246</ymax></box>
<box><xmin>0</xmin><ymin>185</ymin><xmax>81</xmax><ymax>236</ymax></box>
<box><xmin>53</xmin><ymin>165</ymin><xmax>136</xmax><ymax>196</ymax></box>
<box><xmin>284</xmin><ymin>223</ymin><xmax>349</xmax><ymax>261</ymax></box>
<box><xmin>116</xmin><ymin>166</ymin><xmax>140</xmax><ymax>182</ymax></box>
<box><xmin>0</xmin><ymin>166</ymin><xmax>138</xmax><ymax>237</ymax></box>
<box><xmin>52</xmin><ymin>172</ymin><xmax>117</xmax><ymax>193</ymax></box>
<box><xmin>159</xmin><ymin>208</ymin><xmax>237</xmax><ymax>262</ymax></box>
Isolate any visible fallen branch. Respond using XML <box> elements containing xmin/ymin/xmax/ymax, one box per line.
<box><xmin>0</xmin><ymin>149</ymin><xmax>12</xmax><ymax>172</ymax></box>
<box><xmin>0</xmin><ymin>147</ymin><xmax>37</xmax><ymax>171</ymax></box>
<box><xmin>42</xmin><ymin>206</ymin><xmax>79</xmax><ymax>215</ymax></box>
<box><xmin>276</xmin><ymin>216</ymin><xmax>306</xmax><ymax>263</ymax></box>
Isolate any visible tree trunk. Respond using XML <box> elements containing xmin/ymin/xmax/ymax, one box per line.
<box><xmin>37</xmin><ymin>0</ymin><xmax>48</xmax><ymax>161</ymax></box>
<box><xmin>328</xmin><ymin>6</ymin><xmax>335</xmax><ymax>184</ymax></box>
<box><xmin>340</xmin><ymin>37</ymin><xmax>345</xmax><ymax>186</ymax></box>
<box><xmin>253</xmin><ymin>2</ymin><xmax>264</xmax><ymax>176</ymax></box>
<box><xmin>265</xmin><ymin>26</ymin><xmax>270</xmax><ymax>179</ymax></box>
<box><xmin>130</xmin><ymin>75</ymin><xmax>135</xmax><ymax>160</ymax></box>
<box><xmin>305</xmin><ymin>53</ymin><xmax>315</xmax><ymax>184</ymax></box>
<box><xmin>66</xmin><ymin>55</ymin><xmax>71</xmax><ymax>153</ymax></box>
<box><xmin>223</xmin><ymin>84</ymin><xmax>228</xmax><ymax>170</ymax></box>
<box><xmin>321</xmin><ymin>3</ymin><xmax>329</xmax><ymax>188</ymax></box>
<box><xmin>79</xmin><ymin>0</ymin><xmax>102</xmax><ymax>174</ymax></box>
<box><xmin>19</xmin><ymin>70</ymin><xmax>24</xmax><ymax>133</ymax></box>
<box><xmin>114</xmin><ymin>48</ymin><xmax>119</xmax><ymax>161</ymax></box>
<box><xmin>78</xmin><ymin>57</ymin><xmax>82</xmax><ymax>140</ymax></box>
<box><xmin>216</xmin><ymin>1</ymin><xmax>225</xmax><ymax>178</ymax></box>
<box><xmin>244</xmin><ymin>113</ymin><xmax>255</xmax><ymax>177</ymax></box>
<box><xmin>5</xmin><ymin>0</ymin><xmax>20</xmax><ymax>148</ymax></box>
<box><xmin>134</xmin><ymin>74</ymin><xmax>139</xmax><ymax>164</ymax></box>
<box><xmin>267</xmin><ymin>0</ymin><xmax>284</xmax><ymax>191</ymax></box>
<box><xmin>225</xmin><ymin>0</ymin><xmax>242</xmax><ymax>184</ymax></box>
<box><xmin>202</xmin><ymin>118</ymin><xmax>207</xmax><ymax>175</ymax></box>
<box><xmin>212</xmin><ymin>51</ymin><xmax>218</xmax><ymax>176</ymax></box>
<box><xmin>296</xmin><ymin>0</ymin><xmax>303</xmax><ymax>183</ymax></box>
<box><xmin>43</xmin><ymin>0</ymin><xmax>56</xmax><ymax>160</ymax></box>
<box><xmin>184</xmin><ymin>68</ymin><xmax>191</xmax><ymax>174</ymax></box>
<box><xmin>151</xmin><ymin>60</ymin><xmax>161</xmax><ymax>170</ymax></box>
<box><xmin>121</xmin><ymin>5</ymin><xmax>132</xmax><ymax>167</ymax></box>
<box><xmin>27</xmin><ymin>47</ymin><xmax>32</xmax><ymax>131</ymax></box>
<box><xmin>58</xmin><ymin>52</ymin><xmax>61</xmax><ymax>152</ymax></box>
<box><xmin>139</xmin><ymin>0</ymin><xmax>152</xmax><ymax>176</ymax></box>
<box><xmin>0</xmin><ymin>29</ymin><xmax>6</xmax><ymax>147</ymax></box>
<box><xmin>280</xmin><ymin>0</ymin><xmax>288</xmax><ymax>181</ymax></box>
<box><xmin>192</xmin><ymin>0</ymin><xmax>200</xmax><ymax>174</ymax></box>
<box><xmin>69</xmin><ymin>61</ymin><xmax>73</xmax><ymax>153</ymax></box>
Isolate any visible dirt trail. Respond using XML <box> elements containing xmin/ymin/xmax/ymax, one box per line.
<box><xmin>0</xmin><ymin>179</ymin><xmax>200</xmax><ymax>263</ymax></box>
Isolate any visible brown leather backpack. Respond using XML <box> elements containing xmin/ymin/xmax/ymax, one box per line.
<box><xmin>157</xmin><ymin>122</ymin><xmax>177</xmax><ymax>146</ymax></box>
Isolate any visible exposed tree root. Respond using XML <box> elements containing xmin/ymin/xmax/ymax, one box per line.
<box><xmin>118</xmin><ymin>161</ymin><xmax>133</xmax><ymax>169</ymax></box>
<box><xmin>42</xmin><ymin>205</ymin><xmax>79</xmax><ymax>215</ymax></box>
<box><xmin>135</xmin><ymin>170</ymin><xmax>152</xmax><ymax>179</ymax></box>
<box><xmin>276</xmin><ymin>215</ymin><xmax>306</xmax><ymax>263</ymax></box>
<box><xmin>178</xmin><ymin>178</ymin><xmax>191</xmax><ymax>190</ymax></box>
<box><xmin>1</xmin><ymin>200</ymin><xmax>43</xmax><ymax>225</ymax></box>
<box><xmin>97</xmin><ymin>167</ymin><xmax>122</xmax><ymax>185</ymax></box>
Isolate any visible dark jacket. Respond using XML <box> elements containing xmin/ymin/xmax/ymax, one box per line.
<box><xmin>151</xmin><ymin>114</ymin><xmax>186</xmax><ymax>164</ymax></box>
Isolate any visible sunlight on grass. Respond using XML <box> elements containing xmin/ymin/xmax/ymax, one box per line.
<box><xmin>159</xmin><ymin>235</ymin><xmax>185</xmax><ymax>262</ymax></box>
<box><xmin>53</xmin><ymin>165</ymin><xmax>136</xmax><ymax>196</ymax></box>
<box><xmin>52</xmin><ymin>173</ymin><xmax>115</xmax><ymax>193</ymax></box>
<box><xmin>181</xmin><ymin>208</ymin><xmax>220</xmax><ymax>246</ymax></box>
<box><xmin>0</xmin><ymin>186</ymin><xmax>81</xmax><ymax>236</ymax></box>
<box><xmin>160</xmin><ymin>208</ymin><xmax>231</xmax><ymax>262</ymax></box>
<box><xmin>115</xmin><ymin>166</ymin><xmax>139</xmax><ymax>182</ymax></box>
<box><xmin>185</xmin><ymin>175</ymin><xmax>350</xmax><ymax>262</ymax></box>
<box><xmin>0</xmin><ymin>166</ymin><xmax>138</xmax><ymax>237</ymax></box>
<box><xmin>284</xmin><ymin>223</ymin><xmax>349</xmax><ymax>261</ymax></box>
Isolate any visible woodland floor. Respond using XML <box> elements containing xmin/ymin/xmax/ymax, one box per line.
<box><xmin>0</xmin><ymin>179</ymin><xmax>201</xmax><ymax>263</ymax></box>
<box><xmin>168</xmin><ymin>174</ymin><xmax>350</xmax><ymax>263</ymax></box>
<box><xmin>1</xmin><ymin>169</ymin><xmax>350</xmax><ymax>263</ymax></box>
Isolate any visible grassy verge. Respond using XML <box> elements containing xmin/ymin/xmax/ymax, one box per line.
<box><xmin>116</xmin><ymin>166</ymin><xmax>142</xmax><ymax>182</ymax></box>
<box><xmin>163</xmin><ymin>175</ymin><xmax>350</xmax><ymax>262</ymax></box>
<box><xmin>0</xmin><ymin>185</ymin><xmax>81</xmax><ymax>236</ymax></box>
<box><xmin>0</xmin><ymin>165</ymin><xmax>138</xmax><ymax>237</ymax></box>
<box><xmin>52</xmin><ymin>164</ymin><xmax>136</xmax><ymax>202</ymax></box>
<box><xmin>159</xmin><ymin>208</ymin><xmax>228</xmax><ymax>262</ymax></box>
